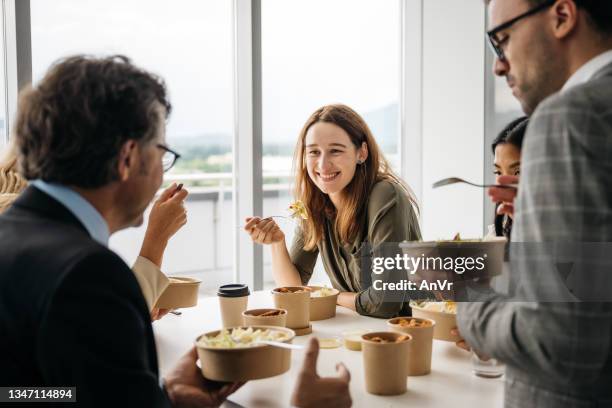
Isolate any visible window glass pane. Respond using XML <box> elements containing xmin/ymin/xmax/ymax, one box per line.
<box><xmin>261</xmin><ymin>0</ymin><xmax>401</xmax><ymax>287</ymax></box>
<box><xmin>31</xmin><ymin>0</ymin><xmax>234</xmax><ymax>294</ymax></box>
<box><xmin>0</xmin><ymin>10</ymin><xmax>6</xmax><ymax>148</ymax></box>
<box><xmin>493</xmin><ymin>76</ymin><xmax>523</xmax><ymax>132</ymax></box>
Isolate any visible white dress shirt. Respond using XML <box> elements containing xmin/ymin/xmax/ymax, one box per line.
<box><xmin>562</xmin><ymin>49</ymin><xmax>612</xmax><ymax>92</ymax></box>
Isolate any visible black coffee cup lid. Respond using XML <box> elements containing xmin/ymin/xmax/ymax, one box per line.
<box><xmin>217</xmin><ymin>284</ymin><xmax>250</xmax><ymax>298</ymax></box>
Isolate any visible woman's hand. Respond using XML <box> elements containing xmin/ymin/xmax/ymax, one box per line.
<box><xmin>244</xmin><ymin>217</ymin><xmax>285</xmax><ymax>245</ymax></box>
<box><xmin>140</xmin><ymin>183</ymin><xmax>188</xmax><ymax>267</ymax></box>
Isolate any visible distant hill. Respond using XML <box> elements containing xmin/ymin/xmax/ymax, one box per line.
<box><xmin>171</xmin><ymin>132</ymin><xmax>232</xmax><ymax>149</ymax></box>
<box><xmin>168</xmin><ymin>102</ymin><xmax>399</xmax><ymax>153</ymax></box>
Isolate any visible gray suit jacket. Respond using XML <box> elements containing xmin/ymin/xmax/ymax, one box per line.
<box><xmin>458</xmin><ymin>60</ymin><xmax>612</xmax><ymax>408</ymax></box>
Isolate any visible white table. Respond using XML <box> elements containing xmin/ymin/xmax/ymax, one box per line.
<box><xmin>154</xmin><ymin>291</ymin><xmax>504</xmax><ymax>408</ymax></box>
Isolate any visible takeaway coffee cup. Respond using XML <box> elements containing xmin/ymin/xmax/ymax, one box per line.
<box><xmin>218</xmin><ymin>284</ymin><xmax>250</xmax><ymax>328</ymax></box>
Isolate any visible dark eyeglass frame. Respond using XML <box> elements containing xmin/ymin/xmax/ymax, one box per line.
<box><xmin>156</xmin><ymin>143</ymin><xmax>181</xmax><ymax>172</ymax></box>
<box><xmin>486</xmin><ymin>0</ymin><xmax>556</xmax><ymax>61</ymax></box>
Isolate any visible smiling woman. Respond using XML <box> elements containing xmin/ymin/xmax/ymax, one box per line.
<box><xmin>245</xmin><ymin>104</ymin><xmax>422</xmax><ymax>318</ymax></box>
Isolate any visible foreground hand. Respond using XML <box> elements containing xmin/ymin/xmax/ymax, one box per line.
<box><xmin>164</xmin><ymin>347</ymin><xmax>244</xmax><ymax>407</ymax></box>
<box><xmin>244</xmin><ymin>216</ymin><xmax>285</xmax><ymax>245</ymax></box>
<box><xmin>291</xmin><ymin>338</ymin><xmax>352</xmax><ymax>408</ymax></box>
<box><xmin>488</xmin><ymin>175</ymin><xmax>518</xmax><ymax>217</ymax></box>
<box><xmin>451</xmin><ymin>327</ymin><xmax>471</xmax><ymax>352</ymax></box>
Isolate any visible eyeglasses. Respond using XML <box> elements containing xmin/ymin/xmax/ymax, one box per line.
<box><xmin>156</xmin><ymin>144</ymin><xmax>181</xmax><ymax>172</ymax></box>
<box><xmin>486</xmin><ymin>0</ymin><xmax>556</xmax><ymax>61</ymax></box>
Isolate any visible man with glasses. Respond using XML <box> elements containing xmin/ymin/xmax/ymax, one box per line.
<box><xmin>0</xmin><ymin>55</ymin><xmax>352</xmax><ymax>408</ymax></box>
<box><xmin>0</xmin><ymin>55</ymin><xmax>244</xmax><ymax>406</ymax></box>
<box><xmin>457</xmin><ymin>1</ymin><xmax>612</xmax><ymax>407</ymax></box>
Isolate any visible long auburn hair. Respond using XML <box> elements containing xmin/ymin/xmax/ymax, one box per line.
<box><xmin>294</xmin><ymin>104</ymin><xmax>418</xmax><ymax>250</ymax></box>
<box><xmin>0</xmin><ymin>143</ymin><xmax>18</xmax><ymax>172</ymax></box>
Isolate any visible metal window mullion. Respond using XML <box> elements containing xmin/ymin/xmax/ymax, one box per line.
<box><xmin>3</xmin><ymin>0</ymin><xmax>31</xmax><ymax>144</ymax></box>
<box><xmin>483</xmin><ymin>9</ymin><xmax>496</xmax><ymax>236</ymax></box>
<box><xmin>232</xmin><ymin>0</ymin><xmax>263</xmax><ymax>290</ymax></box>
<box><xmin>400</xmin><ymin>0</ymin><xmax>423</xmax><ymax>209</ymax></box>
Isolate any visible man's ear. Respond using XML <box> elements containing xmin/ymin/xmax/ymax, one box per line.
<box><xmin>359</xmin><ymin>141</ymin><xmax>369</xmax><ymax>163</ymax></box>
<box><xmin>551</xmin><ymin>0</ymin><xmax>578</xmax><ymax>40</ymax></box>
<box><xmin>117</xmin><ymin>140</ymin><xmax>138</xmax><ymax>182</ymax></box>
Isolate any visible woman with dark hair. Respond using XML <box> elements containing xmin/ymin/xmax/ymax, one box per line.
<box><xmin>244</xmin><ymin>104</ymin><xmax>422</xmax><ymax>318</ymax></box>
<box><xmin>491</xmin><ymin>116</ymin><xmax>528</xmax><ymax>238</ymax></box>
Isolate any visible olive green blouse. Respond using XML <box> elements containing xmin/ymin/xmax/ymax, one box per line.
<box><xmin>289</xmin><ymin>180</ymin><xmax>422</xmax><ymax>318</ymax></box>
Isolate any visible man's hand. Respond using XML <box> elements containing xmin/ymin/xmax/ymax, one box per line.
<box><xmin>488</xmin><ymin>175</ymin><xmax>519</xmax><ymax>217</ymax></box>
<box><xmin>164</xmin><ymin>347</ymin><xmax>244</xmax><ymax>407</ymax></box>
<box><xmin>451</xmin><ymin>327</ymin><xmax>471</xmax><ymax>352</ymax></box>
<box><xmin>291</xmin><ymin>338</ymin><xmax>352</xmax><ymax>408</ymax></box>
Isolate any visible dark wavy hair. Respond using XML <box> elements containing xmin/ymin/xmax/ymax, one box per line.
<box><xmin>491</xmin><ymin>116</ymin><xmax>528</xmax><ymax>154</ymax></box>
<box><xmin>15</xmin><ymin>54</ymin><xmax>171</xmax><ymax>188</ymax></box>
<box><xmin>492</xmin><ymin>116</ymin><xmax>528</xmax><ymax>239</ymax></box>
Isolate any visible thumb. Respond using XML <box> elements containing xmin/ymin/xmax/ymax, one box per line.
<box><xmin>158</xmin><ymin>183</ymin><xmax>178</xmax><ymax>202</ymax></box>
<box><xmin>335</xmin><ymin>362</ymin><xmax>350</xmax><ymax>383</ymax></box>
<box><xmin>301</xmin><ymin>337</ymin><xmax>319</xmax><ymax>376</ymax></box>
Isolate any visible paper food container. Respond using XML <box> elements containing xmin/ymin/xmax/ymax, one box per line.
<box><xmin>154</xmin><ymin>276</ymin><xmax>201</xmax><ymax>309</ymax></box>
<box><xmin>387</xmin><ymin>317</ymin><xmax>435</xmax><ymax>375</ymax></box>
<box><xmin>195</xmin><ymin>326</ymin><xmax>295</xmax><ymax>382</ymax></box>
<box><xmin>307</xmin><ymin>286</ymin><xmax>339</xmax><ymax>321</ymax></box>
<box><xmin>271</xmin><ymin>287</ymin><xmax>310</xmax><ymax>329</ymax></box>
<box><xmin>242</xmin><ymin>308</ymin><xmax>287</xmax><ymax>327</ymax></box>
<box><xmin>399</xmin><ymin>239</ymin><xmax>506</xmax><ymax>283</ymax></box>
<box><xmin>410</xmin><ymin>304</ymin><xmax>459</xmax><ymax>342</ymax></box>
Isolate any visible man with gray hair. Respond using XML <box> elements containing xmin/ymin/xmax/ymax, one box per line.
<box><xmin>458</xmin><ymin>1</ymin><xmax>612</xmax><ymax>407</ymax></box>
<box><xmin>0</xmin><ymin>54</ymin><xmax>352</xmax><ymax>408</ymax></box>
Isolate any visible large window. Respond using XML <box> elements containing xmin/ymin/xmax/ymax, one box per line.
<box><xmin>9</xmin><ymin>0</ymin><xmax>499</xmax><ymax>293</ymax></box>
<box><xmin>0</xmin><ymin>8</ymin><xmax>7</xmax><ymax>149</ymax></box>
<box><xmin>260</xmin><ymin>0</ymin><xmax>401</xmax><ymax>287</ymax></box>
<box><xmin>31</xmin><ymin>0</ymin><xmax>235</xmax><ymax>293</ymax></box>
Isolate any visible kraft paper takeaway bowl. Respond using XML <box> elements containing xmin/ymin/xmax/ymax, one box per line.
<box><xmin>410</xmin><ymin>301</ymin><xmax>459</xmax><ymax>342</ymax></box>
<box><xmin>242</xmin><ymin>308</ymin><xmax>287</xmax><ymax>327</ymax></box>
<box><xmin>154</xmin><ymin>276</ymin><xmax>201</xmax><ymax>309</ymax></box>
<box><xmin>195</xmin><ymin>326</ymin><xmax>295</xmax><ymax>382</ymax></box>
<box><xmin>307</xmin><ymin>286</ymin><xmax>339</xmax><ymax>321</ymax></box>
<box><xmin>399</xmin><ymin>238</ymin><xmax>506</xmax><ymax>284</ymax></box>
<box><xmin>271</xmin><ymin>286</ymin><xmax>310</xmax><ymax>329</ymax></box>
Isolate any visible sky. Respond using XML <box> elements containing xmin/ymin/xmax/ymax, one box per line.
<box><xmin>30</xmin><ymin>0</ymin><xmax>400</xmax><ymax>144</ymax></box>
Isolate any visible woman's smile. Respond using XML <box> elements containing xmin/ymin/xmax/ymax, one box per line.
<box><xmin>316</xmin><ymin>171</ymin><xmax>341</xmax><ymax>182</ymax></box>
